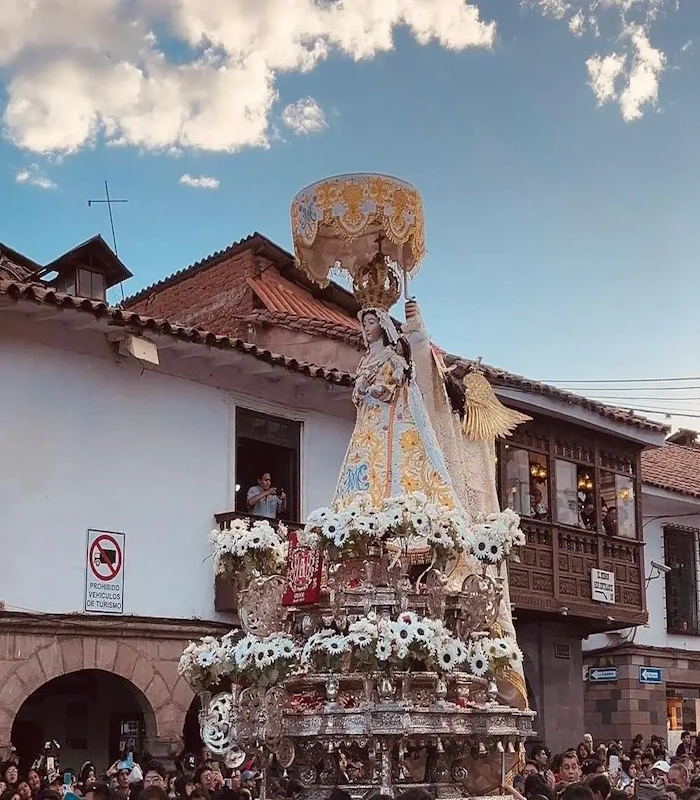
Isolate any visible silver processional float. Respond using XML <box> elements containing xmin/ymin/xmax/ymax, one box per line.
<box><xmin>180</xmin><ymin>174</ymin><xmax>536</xmax><ymax>800</ymax></box>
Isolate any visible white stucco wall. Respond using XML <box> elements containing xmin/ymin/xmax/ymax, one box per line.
<box><xmin>0</xmin><ymin>333</ymin><xmax>354</xmax><ymax>621</ymax></box>
<box><xmin>585</xmin><ymin>487</ymin><xmax>700</xmax><ymax>652</ymax></box>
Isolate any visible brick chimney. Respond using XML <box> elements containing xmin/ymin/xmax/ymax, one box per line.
<box><xmin>666</xmin><ymin>428</ymin><xmax>698</xmax><ymax>447</ymax></box>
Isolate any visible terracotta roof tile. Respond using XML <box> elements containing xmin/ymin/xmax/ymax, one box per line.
<box><xmin>248</xmin><ymin>310</ymin><xmax>363</xmax><ymax>347</ymax></box>
<box><xmin>248</xmin><ymin>271</ymin><xmax>361</xmax><ymax>332</ymax></box>
<box><xmin>0</xmin><ymin>280</ymin><xmax>354</xmax><ymax>387</ymax></box>
<box><xmin>641</xmin><ymin>443</ymin><xmax>700</xmax><ymax>498</ymax></box>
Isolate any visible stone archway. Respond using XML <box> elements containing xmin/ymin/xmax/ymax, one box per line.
<box><xmin>0</xmin><ymin>634</ymin><xmax>194</xmax><ymax>760</ymax></box>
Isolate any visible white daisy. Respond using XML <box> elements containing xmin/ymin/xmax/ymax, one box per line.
<box><xmin>375</xmin><ymin>639</ymin><xmax>392</xmax><ymax>661</ymax></box>
<box><xmin>196</xmin><ymin>649</ymin><xmax>217</xmax><ymax>668</ymax></box>
<box><xmin>413</xmin><ymin>621</ymin><xmax>434</xmax><ymax>645</ymax></box>
<box><xmin>393</xmin><ymin>612</ymin><xmax>418</xmax><ymax>645</ymax></box>
<box><xmin>322</xmin><ymin>635</ymin><xmax>348</xmax><ymax>656</ymax></box>
<box><xmin>436</xmin><ymin>640</ymin><xmax>460</xmax><ymax>672</ymax></box>
<box><xmin>468</xmin><ymin>650</ymin><xmax>489</xmax><ymax>677</ymax></box>
<box><xmin>488</xmin><ymin>638</ymin><xmax>512</xmax><ymax>660</ymax></box>
<box><xmin>322</xmin><ymin>519</ymin><xmax>343</xmax><ymax>542</ymax></box>
<box><xmin>509</xmin><ymin>647</ymin><xmax>523</xmax><ymax>667</ymax></box>
<box><xmin>348</xmin><ymin>630</ymin><xmax>374</xmax><ymax>648</ymax></box>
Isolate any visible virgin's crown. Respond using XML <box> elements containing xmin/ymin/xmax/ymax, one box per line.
<box><xmin>352</xmin><ymin>254</ymin><xmax>402</xmax><ymax>311</ymax></box>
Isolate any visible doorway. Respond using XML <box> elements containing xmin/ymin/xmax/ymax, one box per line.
<box><xmin>11</xmin><ymin>669</ymin><xmax>154</xmax><ymax>770</ymax></box>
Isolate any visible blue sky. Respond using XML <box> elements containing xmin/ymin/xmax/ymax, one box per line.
<box><xmin>2</xmin><ymin>0</ymin><xmax>699</xmax><ymax>427</ymax></box>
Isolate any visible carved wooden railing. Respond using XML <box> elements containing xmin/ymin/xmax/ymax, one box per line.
<box><xmin>509</xmin><ymin>519</ymin><xmax>646</xmax><ymax>630</ymax></box>
<box><xmin>212</xmin><ymin>511</ymin><xmax>303</xmax><ymax>613</ymax></box>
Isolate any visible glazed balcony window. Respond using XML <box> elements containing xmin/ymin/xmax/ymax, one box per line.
<box><xmin>600</xmin><ymin>472</ymin><xmax>636</xmax><ymax>539</ymax></box>
<box><xmin>555</xmin><ymin>460</ymin><xmax>597</xmax><ymax>530</ymax></box>
<box><xmin>504</xmin><ymin>446</ymin><xmax>549</xmax><ymax>521</ymax></box>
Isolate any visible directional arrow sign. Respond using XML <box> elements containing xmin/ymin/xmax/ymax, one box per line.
<box><xmin>639</xmin><ymin>666</ymin><xmax>663</xmax><ymax>685</ymax></box>
<box><xmin>588</xmin><ymin>667</ymin><xmax>618</xmax><ymax>683</ymax></box>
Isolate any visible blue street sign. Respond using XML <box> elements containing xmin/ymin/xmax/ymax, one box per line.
<box><xmin>588</xmin><ymin>667</ymin><xmax>619</xmax><ymax>683</ymax></box>
<box><xmin>639</xmin><ymin>666</ymin><xmax>663</xmax><ymax>685</ymax></box>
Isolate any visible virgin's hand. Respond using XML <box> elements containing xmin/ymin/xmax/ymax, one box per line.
<box><xmin>369</xmin><ymin>384</ymin><xmax>390</xmax><ymax>401</ymax></box>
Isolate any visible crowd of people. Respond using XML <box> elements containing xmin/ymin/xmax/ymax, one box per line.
<box><xmin>4</xmin><ymin>732</ymin><xmax>700</xmax><ymax>800</ymax></box>
<box><xmin>0</xmin><ymin>748</ymin><xmax>296</xmax><ymax>800</ymax></box>
<box><xmin>512</xmin><ymin>732</ymin><xmax>700</xmax><ymax>800</ymax></box>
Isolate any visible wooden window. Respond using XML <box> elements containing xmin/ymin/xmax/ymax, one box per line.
<box><xmin>664</xmin><ymin>527</ymin><xmax>699</xmax><ymax>634</ymax></box>
<box><xmin>77</xmin><ymin>269</ymin><xmax>105</xmax><ymax>300</ymax></box>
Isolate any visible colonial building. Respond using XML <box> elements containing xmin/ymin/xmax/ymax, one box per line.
<box><xmin>124</xmin><ymin>231</ymin><xmax>668</xmax><ymax>745</ymax></box>
<box><xmin>0</xmin><ymin>256</ymin><xmax>355</xmax><ymax>769</ymax></box>
<box><xmin>584</xmin><ymin>429</ymin><xmax>700</xmax><ymax>747</ymax></box>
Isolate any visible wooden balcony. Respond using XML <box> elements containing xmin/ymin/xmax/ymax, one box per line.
<box><xmin>213</xmin><ymin>511</ymin><xmax>303</xmax><ymax>613</ymax></box>
<box><xmin>509</xmin><ymin>518</ymin><xmax>647</xmax><ymax>632</ymax></box>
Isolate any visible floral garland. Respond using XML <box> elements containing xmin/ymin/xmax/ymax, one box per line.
<box><xmin>301</xmin><ymin>611</ymin><xmax>469</xmax><ymax>674</ymax></box>
<box><xmin>210</xmin><ymin>518</ymin><xmax>288</xmax><ymax>579</ymax></box>
<box><xmin>178</xmin><ymin>630</ymin><xmax>299</xmax><ymax>691</ymax></box>
<box><xmin>179</xmin><ymin>625</ymin><xmax>525</xmax><ymax>693</ymax></box>
<box><xmin>301</xmin><ymin>492</ymin><xmax>524</xmax><ymax>566</ymax></box>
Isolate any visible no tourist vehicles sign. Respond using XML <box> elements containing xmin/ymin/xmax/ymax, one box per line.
<box><xmin>84</xmin><ymin>529</ymin><xmax>125</xmax><ymax>614</ymax></box>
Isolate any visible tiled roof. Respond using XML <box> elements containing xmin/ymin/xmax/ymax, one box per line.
<box><xmin>249</xmin><ymin>270</ymin><xmax>361</xmax><ymax>331</ymax></box>
<box><xmin>123</xmin><ymin>232</ymin><xmax>292</xmax><ymax>306</ymax></box>
<box><xmin>114</xmin><ymin>231</ymin><xmax>665</xmax><ymax>435</ymax></box>
<box><xmin>641</xmin><ymin>443</ymin><xmax>700</xmax><ymax>498</ymax></box>
<box><xmin>248</xmin><ymin>310</ymin><xmax>363</xmax><ymax>347</ymax></box>
<box><xmin>0</xmin><ymin>242</ymin><xmax>40</xmax><ymax>281</ymax></box>
<box><xmin>0</xmin><ymin>280</ymin><xmax>354</xmax><ymax>387</ymax></box>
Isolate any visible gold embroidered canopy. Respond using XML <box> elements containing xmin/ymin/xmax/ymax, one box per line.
<box><xmin>291</xmin><ymin>173</ymin><xmax>426</xmax><ymax>287</ymax></box>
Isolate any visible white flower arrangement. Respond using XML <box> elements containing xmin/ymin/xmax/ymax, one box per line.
<box><xmin>300</xmin><ymin>492</ymin><xmax>524</xmax><ymax>569</ymax></box>
<box><xmin>178</xmin><ymin>636</ymin><xmax>226</xmax><ymax>692</ymax></box>
<box><xmin>300</xmin><ymin>611</ymin><xmax>469</xmax><ymax>674</ymax></box>
<box><xmin>471</xmin><ymin>508</ymin><xmax>525</xmax><ymax>564</ymax></box>
<box><xmin>178</xmin><ymin>630</ymin><xmax>300</xmax><ymax>692</ymax></box>
<box><xmin>467</xmin><ymin>636</ymin><xmax>523</xmax><ymax>678</ymax></box>
<box><xmin>210</xmin><ymin>518</ymin><xmax>288</xmax><ymax>579</ymax></box>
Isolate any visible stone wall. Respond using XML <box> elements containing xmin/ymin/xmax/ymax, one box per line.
<box><xmin>583</xmin><ymin>643</ymin><xmax>700</xmax><ymax>745</ymax></box>
<box><xmin>0</xmin><ymin>613</ymin><xmax>227</xmax><ymax>761</ymax></box>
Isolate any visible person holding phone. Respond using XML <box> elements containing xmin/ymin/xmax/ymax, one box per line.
<box><xmin>247</xmin><ymin>472</ymin><xmax>286</xmax><ymax>519</ymax></box>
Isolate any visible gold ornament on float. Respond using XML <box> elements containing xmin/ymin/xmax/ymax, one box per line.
<box><xmin>291</xmin><ymin>173</ymin><xmax>425</xmax><ymax>287</ymax></box>
<box><xmin>351</xmin><ymin>252</ymin><xmax>402</xmax><ymax>312</ymax></box>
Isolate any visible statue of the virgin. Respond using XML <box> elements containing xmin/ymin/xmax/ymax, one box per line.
<box><xmin>335</xmin><ymin>253</ymin><xmax>461</xmax><ymax>514</ymax></box>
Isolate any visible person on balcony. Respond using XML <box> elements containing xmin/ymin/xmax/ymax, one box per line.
<box><xmin>246</xmin><ymin>472</ymin><xmax>286</xmax><ymax>519</ymax></box>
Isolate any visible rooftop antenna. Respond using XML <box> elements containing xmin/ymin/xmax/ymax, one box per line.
<box><xmin>88</xmin><ymin>180</ymin><xmax>128</xmax><ymax>303</ymax></box>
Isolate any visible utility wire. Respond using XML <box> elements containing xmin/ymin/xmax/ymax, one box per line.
<box><xmin>581</xmin><ymin>396</ymin><xmax>700</xmax><ymax>402</ymax></box>
<box><xmin>544</xmin><ymin>376</ymin><xmax>700</xmax><ymax>384</ymax></box>
<box><xmin>560</xmin><ymin>385</ymin><xmax>700</xmax><ymax>393</ymax></box>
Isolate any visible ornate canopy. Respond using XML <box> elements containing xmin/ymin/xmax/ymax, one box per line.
<box><xmin>291</xmin><ymin>173</ymin><xmax>426</xmax><ymax>287</ymax></box>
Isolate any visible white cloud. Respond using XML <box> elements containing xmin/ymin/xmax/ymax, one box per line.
<box><xmin>179</xmin><ymin>173</ymin><xmax>219</xmax><ymax>189</ymax></box>
<box><xmin>524</xmin><ymin>0</ymin><xmax>675</xmax><ymax>121</ymax></box>
<box><xmin>281</xmin><ymin>98</ymin><xmax>327</xmax><ymax>135</ymax></box>
<box><xmin>587</xmin><ymin>53</ymin><xmax>626</xmax><ymax>105</ymax></box>
<box><xmin>0</xmin><ymin>0</ymin><xmax>496</xmax><ymax>156</ymax></box>
<box><xmin>15</xmin><ymin>163</ymin><xmax>56</xmax><ymax>189</ymax></box>
<box><xmin>585</xmin><ymin>23</ymin><xmax>665</xmax><ymax>121</ymax></box>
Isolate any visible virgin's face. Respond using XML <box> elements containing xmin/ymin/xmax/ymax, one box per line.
<box><xmin>362</xmin><ymin>313</ymin><xmax>382</xmax><ymax>343</ymax></box>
